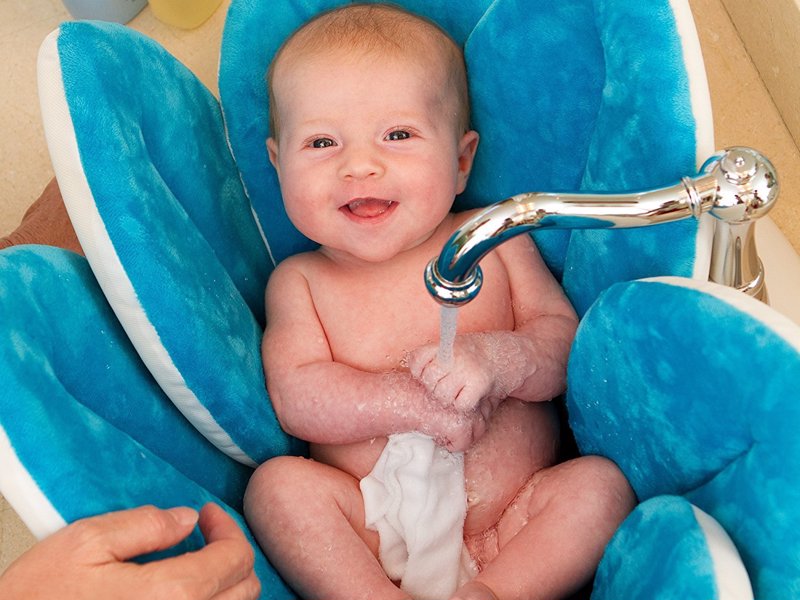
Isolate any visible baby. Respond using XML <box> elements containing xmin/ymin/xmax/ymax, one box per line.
<box><xmin>244</xmin><ymin>4</ymin><xmax>635</xmax><ymax>600</ymax></box>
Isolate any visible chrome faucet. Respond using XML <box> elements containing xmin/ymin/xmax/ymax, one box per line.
<box><xmin>425</xmin><ymin>147</ymin><xmax>779</xmax><ymax>306</ymax></box>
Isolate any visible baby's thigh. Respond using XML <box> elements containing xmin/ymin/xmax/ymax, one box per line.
<box><xmin>244</xmin><ymin>456</ymin><xmax>380</xmax><ymax>554</ymax></box>
<box><xmin>496</xmin><ymin>456</ymin><xmax>634</xmax><ymax>547</ymax></box>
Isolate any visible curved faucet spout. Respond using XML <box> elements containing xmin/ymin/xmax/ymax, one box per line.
<box><xmin>425</xmin><ymin>147</ymin><xmax>778</xmax><ymax>306</ymax></box>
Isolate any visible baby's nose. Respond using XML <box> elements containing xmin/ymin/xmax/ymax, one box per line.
<box><xmin>337</xmin><ymin>145</ymin><xmax>385</xmax><ymax>180</ymax></box>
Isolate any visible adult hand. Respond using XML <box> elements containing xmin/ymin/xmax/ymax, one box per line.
<box><xmin>0</xmin><ymin>503</ymin><xmax>260</xmax><ymax>600</ymax></box>
<box><xmin>0</xmin><ymin>178</ymin><xmax>82</xmax><ymax>255</ymax></box>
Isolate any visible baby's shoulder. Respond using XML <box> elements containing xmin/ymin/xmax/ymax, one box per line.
<box><xmin>450</xmin><ymin>207</ymin><xmax>481</xmax><ymax>228</ymax></box>
<box><xmin>265</xmin><ymin>253</ymin><xmax>328</xmax><ymax>317</ymax></box>
<box><xmin>279</xmin><ymin>246</ymin><xmax>339</xmax><ymax>270</ymax></box>
<box><xmin>273</xmin><ymin>250</ymin><xmax>316</xmax><ymax>272</ymax></box>
<box><xmin>267</xmin><ymin>252</ymin><xmax>318</xmax><ymax>290</ymax></box>
<box><xmin>268</xmin><ymin>250</ymin><xmax>344</xmax><ymax>295</ymax></box>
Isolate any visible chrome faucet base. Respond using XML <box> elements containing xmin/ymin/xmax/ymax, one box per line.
<box><xmin>703</xmin><ymin>148</ymin><xmax>778</xmax><ymax>303</ymax></box>
<box><xmin>426</xmin><ymin>147</ymin><xmax>779</xmax><ymax>307</ymax></box>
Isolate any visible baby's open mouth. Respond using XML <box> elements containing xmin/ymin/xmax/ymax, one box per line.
<box><xmin>343</xmin><ymin>198</ymin><xmax>395</xmax><ymax>219</ymax></box>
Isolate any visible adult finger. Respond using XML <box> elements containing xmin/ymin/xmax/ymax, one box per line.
<box><xmin>209</xmin><ymin>571</ymin><xmax>262</xmax><ymax>600</ymax></box>
<box><xmin>70</xmin><ymin>505</ymin><xmax>199</xmax><ymax>563</ymax></box>
<box><xmin>198</xmin><ymin>504</ymin><xmax>258</xmax><ymax>595</ymax></box>
<box><xmin>197</xmin><ymin>503</ymin><xmax>248</xmax><ymax>546</ymax></box>
<box><xmin>145</xmin><ymin>504</ymin><xmax>257</xmax><ymax>598</ymax></box>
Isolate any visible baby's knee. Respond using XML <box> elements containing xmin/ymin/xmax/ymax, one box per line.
<box><xmin>450</xmin><ymin>580</ymin><xmax>499</xmax><ymax>600</ymax></box>
<box><xmin>244</xmin><ymin>455</ymin><xmax>311</xmax><ymax>520</ymax></box>
<box><xmin>573</xmin><ymin>456</ymin><xmax>636</xmax><ymax>521</ymax></box>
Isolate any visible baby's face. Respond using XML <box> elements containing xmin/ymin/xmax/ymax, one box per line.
<box><xmin>267</xmin><ymin>49</ymin><xmax>478</xmax><ymax>264</ymax></box>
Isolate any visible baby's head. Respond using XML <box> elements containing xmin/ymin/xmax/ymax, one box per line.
<box><xmin>265</xmin><ymin>3</ymin><xmax>479</xmax><ymax>264</ymax></box>
<box><xmin>267</xmin><ymin>3</ymin><xmax>471</xmax><ymax>142</ymax></box>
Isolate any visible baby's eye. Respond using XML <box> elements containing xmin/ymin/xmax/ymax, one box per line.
<box><xmin>310</xmin><ymin>137</ymin><xmax>336</xmax><ymax>149</ymax></box>
<box><xmin>386</xmin><ymin>130</ymin><xmax>411</xmax><ymax>141</ymax></box>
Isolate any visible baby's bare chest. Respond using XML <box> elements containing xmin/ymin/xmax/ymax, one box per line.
<box><xmin>309</xmin><ymin>253</ymin><xmax>514</xmax><ymax>371</ymax></box>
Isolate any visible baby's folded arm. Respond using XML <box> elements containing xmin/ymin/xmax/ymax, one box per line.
<box><xmin>475</xmin><ymin>325</ymin><xmax>573</xmax><ymax>403</ymax></box>
<box><xmin>493</xmin><ymin>233</ymin><xmax>579</xmax><ymax>403</ymax></box>
<box><xmin>269</xmin><ymin>359</ymin><xmax>485</xmax><ymax>448</ymax></box>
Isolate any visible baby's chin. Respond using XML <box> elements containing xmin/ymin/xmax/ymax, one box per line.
<box><xmin>319</xmin><ymin>245</ymin><xmax>406</xmax><ymax>265</ymax></box>
<box><xmin>319</xmin><ymin>234</ymin><xmax>438</xmax><ymax>265</ymax></box>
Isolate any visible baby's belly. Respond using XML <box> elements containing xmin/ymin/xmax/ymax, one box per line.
<box><xmin>462</xmin><ymin>400</ymin><xmax>559</xmax><ymax>534</ymax></box>
<box><xmin>312</xmin><ymin>400</ymin><xmax>560</xmax><ymax>536</ymax></box>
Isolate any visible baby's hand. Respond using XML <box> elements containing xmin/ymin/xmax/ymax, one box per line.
<box><xmin>420</xmin><ymin>404</ymin><xmax>489</xmax><ymax>453</ymax></box>
<box><xmin>408</xmin><ymin>334</ymin><xmax>500</xmax><ymax>413</ymax></box>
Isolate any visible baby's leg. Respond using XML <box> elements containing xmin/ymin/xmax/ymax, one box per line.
<box><xmin>244</xmin><ymin>455</ymin><xmax>410</xmax><ymax>600</ymax></box>
<box><xmin>455</xmin><ymin>456</ymin><xmax>634</xmax><ymax>600</ymax></box>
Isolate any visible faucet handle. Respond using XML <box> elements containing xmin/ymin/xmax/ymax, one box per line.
<box><xmin>703</xmin><ymin>147</ymin><xmax>779</xmax><ymax>224</ymax></box>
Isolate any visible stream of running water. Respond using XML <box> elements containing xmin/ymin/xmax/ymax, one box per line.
<box><xmin>437</xmin><ymin>305</ymin><xmax>458</xmax><ymax>367</ymax></box>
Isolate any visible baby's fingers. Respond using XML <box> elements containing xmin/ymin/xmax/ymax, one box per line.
<box><xmin>443</xmin><ymin>411</ymin><xmax>486</xmax><ymax>453</ymax></box>
<box><xmin>425</xmin><ymin>370</ymin><xmax>487</xmax><ymax>412</ymax></box>
<box><xmin>408</xmin><ymin>348</ymin><xmax>451</xmax><ymax>398</ymax></box>
<box><xmin>407</xmin><ymin>345</ymin><xmax>438</xmax><ymax>379</ymax></box>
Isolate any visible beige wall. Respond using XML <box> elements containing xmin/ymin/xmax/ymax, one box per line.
<box><xmin>721</xmin><ymin>0</ymin><xmax>800</xmax><ymax>147</ymax></box>
<box><xmin>689</xmin><ymin>0</ymin><xmax>800</xmax><ymax>253</ymax></box>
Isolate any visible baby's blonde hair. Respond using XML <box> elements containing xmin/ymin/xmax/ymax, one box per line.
<box><xmin>267</xmin><ymin>3</ymin><xmax>471</xmax><ymax>140</ymax></box>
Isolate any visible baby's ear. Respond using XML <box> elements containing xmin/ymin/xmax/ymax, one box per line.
<box><xmin>456</xmin><ymin>130</ymin><xmax>479</xmax><ymax>193</ymax></box>
<box><xmin>266</xmin><ymin>138</ymin><xmax>279</xmax><ymax>172</ymax></box>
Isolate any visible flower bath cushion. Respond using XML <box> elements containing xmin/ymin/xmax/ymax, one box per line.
<box><xmin>38</xmin><ymin>22</ymin><xmax>304</xmax><ymax>466</ymax></box>
<box><xmin>37</xmin><ymin>0</ymin><xmax>712</xmax><ymax>470</ymax></box>
<box><xmin>568</xmin><ymin>277</ymin><xmax>800</xmax><ymax>600</ymax></box>
<box><xmin>0</xmin><ymin>247</ymin><xmax>292</xmax><ymax>597</ymax></box>
<box><xmin>594</xmin><ymin>495</ymin><xmax>753</xmax><ymax>600</ymax></box>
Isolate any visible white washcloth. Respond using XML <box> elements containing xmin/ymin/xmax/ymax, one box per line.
<box><xmin>360</xmin><ymin>432</ymin><xmax>472</xmax><ymax>600</ymax></box>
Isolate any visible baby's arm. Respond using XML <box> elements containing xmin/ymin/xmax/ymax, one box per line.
<box><xmin>410</xmin><ymin>233</ymin><xmax>577</xmax><ymax>410</ymax></box>
<box><xmin>263</xmin><ymin>260</ymin><xmax>484</xmax><ymax>450</ymax></box>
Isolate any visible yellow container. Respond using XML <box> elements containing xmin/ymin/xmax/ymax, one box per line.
<box><xmin>148</xmin><ymin>0</ymin><xmax>224</xmax><ymax>29</ymax></box>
